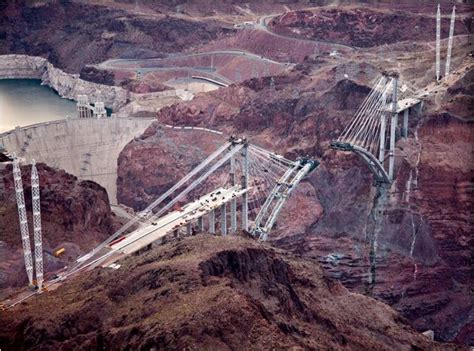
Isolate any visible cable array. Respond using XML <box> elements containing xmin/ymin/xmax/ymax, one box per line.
<box><xmin>338</xmin><ymin>76</ymin><xmax>393</xmax><ymax>157</ymax></box>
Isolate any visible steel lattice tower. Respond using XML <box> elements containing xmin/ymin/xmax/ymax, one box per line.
<box><xmin>435</xmin><ymin>4</ymin><xmax>441</xmax><ymax>81</ymax></box>
<box><xmin>31</xmin><ymin>160</ymin><xmax>44</xmax><ymax>291</ymax></box>
<box><xmin>12</xmin><ymin>155</ymin><xmax>34</xmax><ymax>285</ymax></box>
<box><xmin>445</xmin><ymin>6</ymin><xmax>456</xmax><ymax>77</ymax></box>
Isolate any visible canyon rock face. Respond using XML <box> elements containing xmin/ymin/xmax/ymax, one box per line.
<box><xmin>0</xmin><ymin>162</ymin><xmax>119</xmax><ymax>292</ymax></box>
<box><xmin>117</xmin><ymin>125</ymin><xmax>226</xmax><ymax>211</ymax></box>
<box><xmin>0</xmin><ymin>235</ymin><xmax>462</xmax><ymax>350</ymax></box>
<box><xmin>0</xmin><ymin>1</ymin><xmax>230</xmax><ymax>73</ymax></box>
<box><xmin>1</xmin><ymin>0</ymin><xmax>471</xmax><ymax>346</ymax></box>
<box><xmin>116</xmin><ymin>54</ymin><xmax>473</xmax><ymax>343</ymax></box>
<box><xmin>269</xmin><ymin>8</ymin><xmax>472</xmax><ymax>48</ymax></box>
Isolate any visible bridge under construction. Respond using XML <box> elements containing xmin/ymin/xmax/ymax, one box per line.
<box><xmin>3</xmin><ymin>134</ymin><xmax>319</xmax><ymax>308</ymax></box>
<box><xmin>0</xmin><ymin>3</ymin><xmax>461</xmax><ymax>310</ymax></box>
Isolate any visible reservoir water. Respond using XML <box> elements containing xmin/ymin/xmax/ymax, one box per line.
<box><xmin>0</xmin><ymin>79</ymin><xmax>76</xmax><ymax>133</ymax></box>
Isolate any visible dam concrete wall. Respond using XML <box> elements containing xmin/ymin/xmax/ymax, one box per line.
<box><xmin>0</xmin><ymin>117</ymin><xmax>154</xmax><ymax>204</ymax></box>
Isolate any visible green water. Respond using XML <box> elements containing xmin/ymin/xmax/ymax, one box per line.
<box><xmin>0</xmin><ymin>79</ymin><xmax>77</xmax><ymax>133</ymax></box>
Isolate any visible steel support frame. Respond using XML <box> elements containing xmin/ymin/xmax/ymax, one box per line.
<box><xmin>445</xmin><ymin>6</ymin><xmax>456</xmax><ymax>77</ymax></box>
<box><xmin>436</xmin><ymin>4</ymin><xmax>441</xmax><ymax>82</ymax></box>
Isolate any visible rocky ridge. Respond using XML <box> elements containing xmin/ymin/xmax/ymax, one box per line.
<box><xmin>0</xmin><ymin>234</ymin><xmax>463</xmax><ymax>350</ymax></box>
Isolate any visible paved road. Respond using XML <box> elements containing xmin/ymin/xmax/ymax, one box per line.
<box><xmin>97</xmin><ymin>49</ymin><xmax>291</xmax><ymax>86</ymax></box>
<box><xmin>256</xmin><ymin>14</ymin><xmax>357</xmax><ymax>52</ymax></box>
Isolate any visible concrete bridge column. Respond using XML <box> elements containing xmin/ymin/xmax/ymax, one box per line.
<box><xmin>379</xmin><ymin>113</ymin><xmax>387</xmax><ymax>162</ymax></box>
<box><xmin>402</xmin><ymin>108</ymin><xmax>409</xmax><ymax>138</ymax></box>
<box><xmin>230</xmin><ymin>156</ymin><xmax>237</xmax><ymax>233</ymax></box>
<box><xmin>220</xmin><ymin>204</ymin><xmax>227</xmax><ymax>236</ymax></box>
<box><xmin>198</xmin><ymin>216</ymin><xmax>204</xmax><ymax>232</ymax></box>
<box><xmin>417</xmin><ymin>101</ymin><xmax>424</xmax><ymax>116</ymax></box>
<box><xmin>209</xmin><ymin>209</ymin><xmax>215</xmax><ymax>234</ymax></box>
<box><xmin>388</xmin><ymin>77</ymin><xmax>398</xmax><ymax>181</ymax></box>
<box><xmin>186</xmin><ymin>222</ymin><xmax>192</xmax><ymax>235</ymax></box>
<box><xmin>241</xmin><ymin>144</ymin><xmax>249</xmax><ymax>231</ymax></box>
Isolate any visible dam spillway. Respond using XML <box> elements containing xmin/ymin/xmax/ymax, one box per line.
<box><xmin>0</xmin><ymin>117</ymin><xmax>154</xmax><ymax>204</ymax></box>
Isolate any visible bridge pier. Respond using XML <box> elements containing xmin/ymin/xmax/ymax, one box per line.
<box><xmin>388</xmin><ymin>77</ymin><xmax>398</xmax><ymax>181</ymax></box>
<box><xmin>230</xmin><ymin>156</ymin><xmax>237</xmax><ymax>233</ymax></box>
<box><xmin>241</xmin><ymin>143</ymin><xmax>249</xmax><ymax>231</ymax></box>
<box><xmin>198</xmin><ymin>216</ymin><xmax>204</xmax><ymax>232</ymax></box>
<box><xmin>220</xmin><ymin>204</ymin><xmax>227</xmax><ymax>236</ymax></box>
<box><xmin>402</xmin><ymin>108</ymin><xmax>409</xmax><ymax>138</ymax></box>
<box><xmin>209</xmin><ymin>209</ymin><xmax>216</xmax><ymax>234</ymax></box>
<box><xmin>186</xmin><ymin>222</ymin><xmax>192</xmax><ymax>235</ymax></box>
<box><xmin>417</xmin><ymin>101</ymin><xmax>424</xmax><ymax>116</ymax></box>
<box><xmin>379</xmin><ymin>113</ymin><xmax>387</xmax><ymax>162</ymax></box>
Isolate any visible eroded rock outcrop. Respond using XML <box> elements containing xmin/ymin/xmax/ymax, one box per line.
<box><xmin>0</xmin><ymin>235</ymin><xmax>461</xmax><ymax>350</ymax></box>
<box><xmin>269</xmin><ymin>8</ymin><xmax>472</xmax><ymax>48</ymax></box>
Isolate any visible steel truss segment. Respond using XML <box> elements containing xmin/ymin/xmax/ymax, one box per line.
<box><xmin>253</xmin><ymin>158</ymin><xmax>319</xmax><ymax>240</ymax></box>
<box><xmin>253</xmin><ymin>164</ymin><xmax>297</xmax><ymax>231</ymax></box>
<box><xmin>260</xmin><ymin>162</ymin><xmax>315</xmax><ymax>240</ymax></box>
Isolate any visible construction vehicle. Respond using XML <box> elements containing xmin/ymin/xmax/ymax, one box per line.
<box><xmin>53</xmin><ymin>248</ymin><xmax>65</xmax><ymax>257</ymax></box>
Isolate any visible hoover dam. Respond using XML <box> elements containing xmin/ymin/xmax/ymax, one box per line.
<box><xmin>0</xmin><ymin>117</ymin><xmax>154</xmax><ymax>204</ymax></box>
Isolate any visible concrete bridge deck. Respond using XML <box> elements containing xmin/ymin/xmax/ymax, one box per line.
<box><xmin>108</xmin><ymin>186</ymin><xmax>247</xmax><ymax>256</ymax></box>
<box><xmin>69</xmin><ymin>186</ymin><xmax>248</xmax><ymax>269</ymax></box>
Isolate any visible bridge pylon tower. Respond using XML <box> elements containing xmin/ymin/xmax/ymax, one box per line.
<box><xmin>240</xmin><ymin>139</ymin><xmax>249</xmax><ymax>231</ymax></box>
<box><xmin>388</xmin><ymin>74</ymin><xmax>398</xmax><ymax>181</ymax></box>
